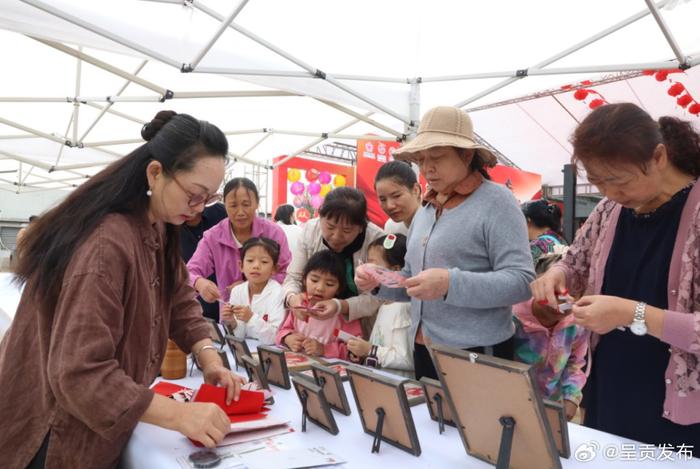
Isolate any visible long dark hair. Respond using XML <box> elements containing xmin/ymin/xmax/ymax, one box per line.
<box><xmin>521</xmin><ymin>199</ymin><xmax>563</xmax><ymax>234</ymax></box>
<box><xmin>274</xmin><ymin>204</ymin><xmax>295</xmax><ymax>225</ymax></box>
<box><xmin>14</xmin><ymin>110</ymin><xmax>229</xmax><ymax>314</ymax></box>
<box><xmin>572</xmin><ymin>102</ymin><xmax>700</xmax><ymax>176</ymax></box>
<box><xmin>318</xmin><ymin>187</ymin><xmax>368</xmax><ymax>228</ymax></box>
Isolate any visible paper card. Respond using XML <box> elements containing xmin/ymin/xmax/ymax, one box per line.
<box><xmin>193</xmin><ymin>384</ymin><xmax>265</xmax><ymax>415</ymax></box>
<box><xmin>332</xmin><ymin>328</ymin><xmax>357</xmax><ymax>343</ymax></box>
<box><xmin>151</xmin><ymin>381</ymin><xmax>190</xmax><ymax>397</ymax></box>
<box><xmin>228</xmin><ymin>417</ymin><xmax>290</xmax><ymax>434</ymax></box>
<box><xmin>364</xmin><ymin>265</ymin><xmax>407</xmax><ymax>288</ymax></box>
<box><xmin>240</xmin><ymin>446</ymin><xmax>345</xmax><ymax>469</ymax></box>
<box><xmin>218</xmin><ymin>426</ymin><xmax>295</xmax><ymax>448</ymax></box>
<box><xmin>403</xmin><ymin>381</ymin><xmax>426</xmax><ymax>406</ymax></box>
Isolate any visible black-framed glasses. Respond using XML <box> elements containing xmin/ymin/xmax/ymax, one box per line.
<box><xmin>170</xmin><ymin>174</ymin><xmax>222</xmax><ymax>207</ymax></box>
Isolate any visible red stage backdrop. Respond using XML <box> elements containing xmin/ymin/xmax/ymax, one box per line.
<box><xmin>272</xmin><ymin>155</ymin><xmax>355</xmax><ymax>223</ymax></box>
<box><xmin>356</xmin><ymin>139</ymin><xmax>402</xmax><ymax>228</ymax></box>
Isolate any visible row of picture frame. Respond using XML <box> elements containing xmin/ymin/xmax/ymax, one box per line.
<box><xmin>201</xmin><ymin>318</ymin><xmax>571</xmax><ymax>469</ymax></box>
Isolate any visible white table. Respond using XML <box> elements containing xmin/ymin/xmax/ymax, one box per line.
<box><xmin>123</xmin><ymin>349</ymin><xmax>700</xmax><ymax>469</ymax></box>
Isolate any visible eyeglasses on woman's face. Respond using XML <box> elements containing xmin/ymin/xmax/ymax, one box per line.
<box><xmin>170</xmin><ymin>174</ymin><xmax>221</xmax><ymax>207</ymax></box>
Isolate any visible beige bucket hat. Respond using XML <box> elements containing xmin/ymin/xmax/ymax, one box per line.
<box><xmin>394</xmin><ymin>106</ymin><xmax>498</xmax><ymax>167</ymax></box>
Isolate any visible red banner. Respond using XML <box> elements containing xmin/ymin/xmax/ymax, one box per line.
<box><xmin>356</xmin><ymin>139</ymin><xmax>402</xmax><ymax>227</ymax></box>
<box><xmin>488</xmin><ymin>165</ymin><xmax>542</xmax><ymax>204</ymax></box>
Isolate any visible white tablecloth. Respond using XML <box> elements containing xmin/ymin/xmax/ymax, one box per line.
<box><xmin>123</xmin><ymin>349</ymin><xmax>700</xmax><ymax>469</ymax></box>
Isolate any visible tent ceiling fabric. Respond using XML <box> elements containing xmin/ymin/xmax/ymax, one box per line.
<box><xmin>0</xmin><ymin>0</ymin><xmax>699</xmax><ymax>190</ymax></box>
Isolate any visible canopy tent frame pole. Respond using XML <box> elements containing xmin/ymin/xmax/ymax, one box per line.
<box><xmin>273</xmin><ymin>112</ymin><xmax>375</xmax><ymax>169</ymax></box>
<box><xmin>0</xmin><ymin>150</ymin><xmax>97</xmax><ymax>176</ymax></box>
<box><xmin>72</xmin><ymin>46</ymin><xmax>82</xmax><ymax>147</ymax></box>
<box><xmin>21</xmin><ymin>0</ymin><xmax>181</xmax><ymax>68</ymax></box>
<box><xmin>184</xmin><ymin>0</ymin><xmax>249</xmax><ymax>72</ymax></box>
<box><xmin>644</xmin><ymin>0</ymin><xmax>688</xmax><ymax>66</ymax></box>
<box><xmin>32</xmin><ymin>38</ymin><xmax>170</xmax><ymax>96</ymax></box>
<box><xmin>0</xmin><ymin>116</ymin><xmax>71</xmax><ymax>146</ymax></box>
<box><xmin>82</xmin><ymin>138</ymin><xmax>144</xmax><ymax>147</ymax></box>
<box><xmin>53</xmin><ymin>111</ymin><xmax>76</xmax><ymax>173</ymax></box>
<box><xmin>263</xmin><ymin>129</ymin><xmax>399</xmax><ymax>142</ymax></box>
<box><xmin>174</xmin><ymin>90</ymin><xmax>297</xmax><ymax>98</ymax></box>
<box><xmin>192</xmin><ymin>2</ymin><xmax>410</xmax><ymax>125</ymax></box>
<box><xmin>315</xmin><ymin>99</ymin><xmax>404</xmax><ymax>138</ymax></box>
<box><xmin>85</xmin><ymin>102</ymin><xmax>146</xmax><ymax>125</ymax></box>
<box><xmin>240</xmin><ymin>133</ymin><xmax>272</xmax><ymax>158</ymax></box>
<box><xmin>0</xmin><ymin>135</ymin><xmax>42</xmax><ymax>140</ymax></box>
<box><xmin>454</xmin><ymin>0</ymin><xmax>672</xmax><ymax>108</ymax></box>
<box><xmin>224</xmin><ymin>129</ymin><xmax>266</xmax><ymax>136</ymax></box>
<box><xmin>79</xmin><ymin>60</ymin><xmax>149</xmax><ymax>143</ymax></box>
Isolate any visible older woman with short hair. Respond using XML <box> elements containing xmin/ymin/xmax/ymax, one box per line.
<box><xmin>531</xmin><ymin>102</ymin><xmax>700</xmax><ymax>454</ymax></box>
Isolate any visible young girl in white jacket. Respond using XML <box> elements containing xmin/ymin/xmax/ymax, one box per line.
<box><xmin>221</xmin><ymin>237</ymin><xmax>285</xmax><ymax>344</ymax></box>
<box><xmin>346</xmin><ymin>234</ymin><xmax>413</xmax><ymax>371</ymax></box>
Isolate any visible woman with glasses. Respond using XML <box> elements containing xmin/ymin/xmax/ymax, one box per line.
<box><xmin>187</xmin><ymin>177</ymin><xmax>292</xmax><ymax>305</ymax></box>
<box><xmin>1</xmin><ymin>111</ymin><xmax>244</xmax><ymax>468</ymax></box>
<box><xmin>355</xmin><ymin>106</ymin><xmax>535</xmax><ymax>380</ymax></box>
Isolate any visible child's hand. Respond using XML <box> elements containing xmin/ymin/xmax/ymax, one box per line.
<box><xmin>564</xmin><ymin>400</ymin><xmax>578</xmax><ymax>421</ymax></box>
<box><xmin>220</xmin><ymin>304</ymin><xmax>237</xmax><ymax>327</ymax></box>
<box><xmin>284</xmin><ymin>333</ymin><xmax>305</xmax><ymax>352</ymax></box>
<box><xmin>233</xmin><ymin>305</ymin><xmax>253</xmax><ymax>323</ymax></box>
<box><xmin>302</xmin><ymin>338</ymin><xmax>324</xmax><ymax>356</ymax></box>
<box><xmin>347</xmin><ymin>338</ymin><xmax>371</xmax><ymax>358</ymax></box>
<box><xmin>311</xmin><ymin>299</ymin><xmax>341</xmax><ymax>320</ymax></box>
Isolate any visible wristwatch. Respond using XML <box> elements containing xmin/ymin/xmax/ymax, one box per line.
<box><xmin>630</xmin><ymin>301</ymin><xmax>648</xmax><ymax>336</ymax></box>
<box><xmin>364</xmin><ymin>345</ymin><xmax>380</xmax><ymax>368</ymax></box>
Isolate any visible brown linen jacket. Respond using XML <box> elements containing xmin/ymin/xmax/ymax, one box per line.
<box><xmin>0</xmin><ymin>213</ymin><xmax>211</xmax><ymax>468</ymax></box>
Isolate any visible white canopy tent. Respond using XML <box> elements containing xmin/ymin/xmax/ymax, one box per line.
<box><xmin>0</xmin><ymin>0</ymin><xmax>699</xmax><ymax>211</ymax></box>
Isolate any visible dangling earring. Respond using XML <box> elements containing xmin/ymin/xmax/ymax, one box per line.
<box><xmin>146</xmin><ymin>189</ymin><xmax>153</xmax><ymax>197</ymax></box>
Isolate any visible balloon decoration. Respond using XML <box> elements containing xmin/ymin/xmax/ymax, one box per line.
<box><xmin>287</xmin><ymin>167</ymin><xmax>350</xmax><ymax>222</ymax></box>
<box><xmin>310</xmin><ymin>195</ymin><xmax>324</xmax><ymax>209</ymax></box>
<box><xmin>306</xmin><ymin>168</ymin><xmax>320</xmax><ymax>182</ymax></box>
<box><xmin>287</xmin><ymin>168</ymin><xmax>301</xmax><ymax>182</ymax></box>
<box><xmin>643</xmin><ymin>68</ymin><xmax>700</xmax><ymax>116</ymax></box>
<box><xmin>290</xmin><ymin>181</ymin><xmax>305</xmax><ymax>195</ymax></box>
<box><xmin>307</xmin><ymin>182</ymin><xmax>321</xmax><ymax>196</ymax></box>
<box><xmin>333</xmin><ymin>175</ymin><xmax>346</xmax><ymax>187</ymax></box>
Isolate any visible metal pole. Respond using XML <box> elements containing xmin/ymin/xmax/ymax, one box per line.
<box><xmin>186</xmin><ymin>0</ymin><xmax>249</xmax><ymax>72</ymax></box>
<box><xmin>562</xmin><ymin>164</ymin><xmax>577</xmax><ymax>244</ymax></box>
<box><xmin>0</xmin><ymin>116</ymin><xmax>71</xmax><ymax>146</ymax></box>
<box><xmin>454</xmin><ymin>0</ymin><xmax>671</xmax><ymax>108</ymax></box>
<box><xmin>22</xmin><ymin>0</ymin><xmax>181</xmax><ymax>68</ymax></box>
<box><xmin>316</xmin><ymin>99</ymin><xmax>403</xmax><ymax>138</ymax></box>
<box><xmin>644</xmin><ymin>0</ymin><xmax>687</xmax><ymax>66</ymax></box>
<box><xmin>174</xmin><ymin>90</ymin><xmax>296</xmax><ymax>98</ymax></box>
<box><xmin>80</xmin><ymin>60</ymin><xmax>149</xmax><ymax>143</ymax></box>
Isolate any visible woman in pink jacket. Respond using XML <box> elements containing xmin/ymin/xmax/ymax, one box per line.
<box><xmin>188</xmin><ymin>178</ymin><xmax>291</xmax><ymax>306</ymax></box>
<box><xmin>531</xmin><ymin>103</ymin><xmax>700</xmax><ymax>455</ymax></box>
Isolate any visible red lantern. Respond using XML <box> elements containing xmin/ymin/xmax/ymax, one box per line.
<box><xmin>580</xmin><ymin>80</ymin><xmax>592</xmax><ymax>86</ymax></box>
<box><xmin>655</xmin><ymin>71</ymin><xmax>669</xmax><ymax>81</ymax></box>
<box><xmin>642</xmin><ymin>69</ymin><xmax>656</xmax><ymax>76</ymax></box>
<box><xmin>560</xmin><ymin>84</ymin><xmax>573</xmax><ymax>90</ymax></box>
<box><xmin>589</xmin><ymin>99</ymin><xmax>605</xmax><ymax>110</ymax></box>
<box><xmin>689</xmin><ymin>103</ymin><xmax>700</xmax><ymax>116</ymax></box>
<box><xmin>573</xmin><ymin>89</ymin><xmax>588</xmax><ymax>101</ymax></box>
<box><xmin>677</xmin><ymin>94</ymin><xmax>693</xmax><ymax>108</ymax></box>
<box><xmin>668</xmin><ymin>83</ymin><xmax>685</xmax><ymax>97</ymax></box>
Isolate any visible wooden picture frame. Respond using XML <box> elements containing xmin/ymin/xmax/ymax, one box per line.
<box><xmin>204</xmin><ymin>318</ymin><xmax>225</xmax><ymax>345</ymax></box>
<box><xmin>543</xmin><ymin>400</ymin><xmax>571</xmax><ymax>459</ymax></box>
<box><xmin>257</xmin><ymin>345</ymin><xmax>291</xmax><ymax>390</ymax></box>
<box><xmin>291</xmin><ymin>374</ymin><xmax>339</xmax><ymax>435</ymax></box>
<box><xmin>420</xmin><ymin>377</ymin><xmax>456</xmax><ymax>433</ymax></box>
<box><xmin>317</xmin><ymin>358</ymin><xmax>350</xmax><ymax>381</ymax></box>
<box><xmin>225</xmin><ymin>334</ymin><xmax>252</xmax><ymax>370</ymax></box>
<box><xmin>310</xmin><ymin>363</ymin><xmax>351</xmax><ymax>416</ymax></box>
<box><xmin>347</xmin><ymin>366</ymin><xmax>421</xmax><ymax>457</ymax></box>
<box><xmin>241</xmin><ymin>354</ymin><xmax>270</xmax><ymax>392</ymax></box>
<box><xmin>429</xmin><ymin>344</ymin><xmax>561</xmax><ymax>469</ymax></box>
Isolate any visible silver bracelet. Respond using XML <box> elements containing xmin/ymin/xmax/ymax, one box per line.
<box><xmin>332</xmin><ymin>298</ymin><xmax>343</xmax><ymax>314</ymax></box>
<box><xmin>194</xmin><ymin>344</ymin><xmax>217</xmax><ymax>362</ymax></box>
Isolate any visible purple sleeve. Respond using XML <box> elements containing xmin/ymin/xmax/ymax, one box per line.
<box><xmin>186</xmin><ymin>233</ymin><xmax>215</xmax><ymax>287</ymax></box>
<box><xmin>662</xmin><ymin>310</ymin><xmax>700</xmax><ymax>353</ymax></box>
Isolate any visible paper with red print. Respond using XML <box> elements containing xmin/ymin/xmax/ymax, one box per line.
<box><xmin>364</xmin><ymin>265</ymin><xmax>407</xmax><ymax>288</ymax></box>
